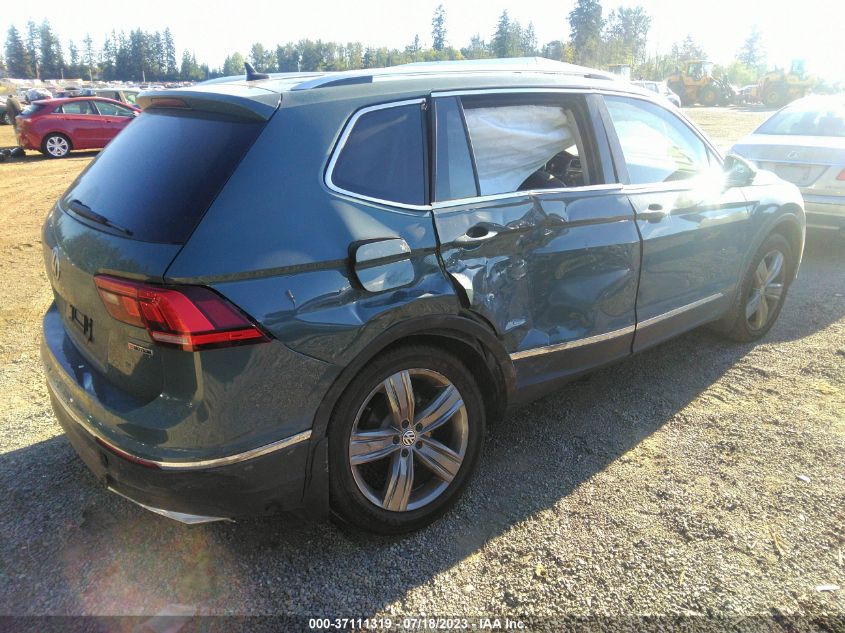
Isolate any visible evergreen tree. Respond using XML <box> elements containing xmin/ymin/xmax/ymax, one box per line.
<box><xmin>5</xmin><ymin>26</ymin><xmax>32</xmax><ymax>78</ymax></box>
<box><xmin>68</xmin><ymin>40</ymin><xmax>79</xmax><ymax>76</ymax></box>
<box><xmin>461</xmin><ymin>34</ymin><xmax>490</xmax><ymax>60</ymax></box>
<box><xmin>26</xmin><ymin>21</ymin><xmax>39</xmax><ymax>77</ymax></box>
<box><xmin>163</xmin><ymin>28</ymin><xmax>177</xmax><ymax>79</ymax></box>
<box><xmin>431</xmin><ymin>5</ymin><xmax>446</xmax><ymax>52</ymax></box>
<box><xmin>82</xmin><ymin>34</ymin><xmax>96</xmax><ymax>80</ymax></box>
<box><xmin>39</xmin><ymin>20</ymin><xmax>64</xmax><ymax>78</ymax></box>
<box><xmin>522</xmin><ymin>22</ymin><xmax>538</xmax><ymax>57</ymax></box>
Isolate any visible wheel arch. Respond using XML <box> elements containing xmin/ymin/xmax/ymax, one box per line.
<box><xmin>310</xmin><ymin>314</ymin><xmax>515</xmax><ymax>441</ymax></box>
<box><xmin>41</xmin><ymin>131</ymin><xmax>74</xmax><ymax>152</ymax></box>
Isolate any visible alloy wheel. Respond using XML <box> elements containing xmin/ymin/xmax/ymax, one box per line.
<box><xmin>746</xmin><ymin>249</ymin><xmax>785</xmax><ymax>331</ymax></box>
<box><xmin>46</xmin><ymin>136</ymin><xmax>69</xmax><ymax>157</ymax></box>
<box><xmin>348</xmin><ymin>368</ymin><xmax>468</xmax><ymax>512</ymax></box>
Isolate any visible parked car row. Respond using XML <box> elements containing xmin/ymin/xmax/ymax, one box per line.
<box><xmin>40</xmin><ymin>59</ymin><xmax>813</xmax><ymax>535</ymax></box>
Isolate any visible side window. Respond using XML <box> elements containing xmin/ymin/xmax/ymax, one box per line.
<box><xmin>604</xmin><ymin>96</ymin><xmax>710</xmax><ymax>184</ymax></box>
<box><xmin>61</xmin><ymin>101</ymin><xmax>95</xmax><ymax>115</ymax></box>
<box><xmin>330</xmin><ymin>102</ymin><xmax>426</xmax><ymax>206</ymax></box>
<box><xmin>433</xmin><ymin>97</ymin><xmax>478</xmax><ymax>201</ymax></box>
<box><xmin>458</xmin><ymin>95</ymin><xmax>594</xmax><ymax>197</ymax></box>
<box><xmin>94</xmin><ymin>101</ymin><xmax>134</xmax><ymax>116</ymax></box>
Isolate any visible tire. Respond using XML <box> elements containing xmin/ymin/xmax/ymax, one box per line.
<box><xmin>763</xmin><ymin>87</ymin><xmax>786</xmax><ymax>108</ymax></box>
<box><xmin>717</xmin><ymin>233</ymin><xmax>794</xmax><ymax>342</ymax></box>
<box><xmin>41</xmin><ymin>133</ymin><xmax>71</xmax><ymax>158</ymax></box>
<box><xmin>328</xmin><ymin>345</ymin><xmax>485</xmax><ymax>534</ymax></box>
<box><xmin>700</xmin><ymin>86</ymin><xmax>718</xmax><ymax>106</ymax></box>
<box><xmin>1</xmin><ymin>112</ymin><xmax>10</xmax><ymax>125</ymax></box>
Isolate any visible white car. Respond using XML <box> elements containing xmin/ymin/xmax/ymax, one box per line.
<box><xmin>730</xmin><ymin>95</ymin><xmax>845</xmax><ymax>235</ymax></box>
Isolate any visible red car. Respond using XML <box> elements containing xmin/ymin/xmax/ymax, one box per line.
<box><xmin>15</xmin><ymin>97</ymin><xmax>140</xmax><ymax>158</ymax></box>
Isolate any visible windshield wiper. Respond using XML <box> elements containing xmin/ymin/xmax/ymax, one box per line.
<box><xmin>67</xmin><ymin>199</ymin><xmax>133</xmax><ymax>237</ymax></box>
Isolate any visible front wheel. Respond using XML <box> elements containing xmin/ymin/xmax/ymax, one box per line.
<box><xmin>700</xmin><ymin>86</ymin><xmax>719</xmax><ymax>106</ymax></box>
<box><xmin>328</xmin><ymin>345</ymin><xmax>485</xmax><ymax>534</ymax></box>
<box><xmin>41</xmin><ymin>133</ymin><xmax>71</xmax><ymax>158</ymax></box>
<box><xmin>719</xmin><ymin>233</ymin><xmax>794</xmax><ymax>342</ymax></box>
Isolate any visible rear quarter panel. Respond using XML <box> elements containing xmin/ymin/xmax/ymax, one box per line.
<box><xmin>165</xmin><ymin>92</ymin><xmax>462</xmax><ymax>367</ymax></box>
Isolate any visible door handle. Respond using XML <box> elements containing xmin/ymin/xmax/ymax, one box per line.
<box><xmin>639</xmin><ymin>204</ymin><xmax>667</xmax><ymax>223</ymax></box>
<box><xmin>455</xmin><ymin>224</ymin><xmax>498</xmax><ymax>245</ymax></box>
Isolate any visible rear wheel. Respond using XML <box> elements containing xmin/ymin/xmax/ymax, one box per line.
<box><xmin>328</xmin><ymin>345</ymin><xmax>485</xmax><ymax>534</ymax></box>
<box><xmin>700</xmin><ymin>86</ymin><xmax>719</xmax><ymax>106</ymax></box>
<box><xmin>1</xmin><ymin>112</ymin><xmax>10</xmax><ymax>125</ymax></box>
<box><xmin>763</xmin><ymin>87</ymin><xmax>786</xmax><ymax>108</ymax></box>
<box><xmin>41</xmin><ymin>133</ymin><xmax>71</xmax><ymax>158</ymax></box>
<box><xmin>719</xmin><ymin>233</ymin><xmax>794</xmax><ymax>342</ymax></box>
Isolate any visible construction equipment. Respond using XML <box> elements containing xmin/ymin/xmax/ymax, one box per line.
<box><xmin>607</xmin><ymin>64</ymin><xmax>631</xmax><ymax>81</ymax></box>
<box><xmin>746</xmin><ymin>60</ymin><xmax>814</xmax><ymax>107</ymax></box>
<box><xmin>666</xmin><ymin>60</ymin><xmax>735</xmax><ymax>106</ymax></box>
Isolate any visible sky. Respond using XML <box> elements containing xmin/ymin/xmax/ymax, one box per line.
<box><xmin>3</xmin><ymin>0</ymin><xmax>844</xmax><ymax>81</ymax></box>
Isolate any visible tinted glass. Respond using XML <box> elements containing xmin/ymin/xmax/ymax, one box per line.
<box><xmin>61</xmin><ymin>101</ymin><xmax>95</xmax><ymax>115</ymax></box>
<box><xmin>332</xmin><ymin>103</ymin><xmax>425</xmax><ymax>205</ymax></box>
<box><xmin>605</xmin><ymin>96</ymin><xmax>709</xmax><ymax>184</ymax></box>
<box><xmin>61</xmin><ymin>110</ymin><xmax>263</xmax><ymax>243</ymax></box>
<box><xmin>756</xmin><ymin>102</ymin><xmax>845</xmax><ymax>137</ymax></box>
<box><xmin>434</xmin><ymin>97</ymin><xmax>478</xmax><ymax>201</ymax></box>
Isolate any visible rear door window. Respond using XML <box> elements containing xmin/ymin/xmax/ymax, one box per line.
<box><xmin>93</xmin><ymin>101</ymin><xmax>135</xmax><ymax>117</ymax></box>
<box><xmin>60</xmin><ymin>101</ymin><xmax>96</xmax><ymax>115</ymax></box>
<box><xmin>61</xmin><ymin>110</ymin><xmax>264</xmax><ymax>244</ymax></box>
<box><xmin>329</xmin><ymin>101</ymin><xmax>426</xmax><ymax>206</ymax></box>
<box><xmin>455</xmin><ymin>94</ymin><xmax>596</xmax><ymax>197</ymax></box>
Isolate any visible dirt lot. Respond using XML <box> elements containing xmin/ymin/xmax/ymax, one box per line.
<box><xmin>0</xmin><ymin>110</ymin><xmax>843</xmax><ymax>627</ymax></box>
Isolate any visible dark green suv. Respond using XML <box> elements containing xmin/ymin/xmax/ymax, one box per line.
<box><xmin>41</xmin><ymin>59</ymin><xmax>805</xmax><ymax>534</ymax></box>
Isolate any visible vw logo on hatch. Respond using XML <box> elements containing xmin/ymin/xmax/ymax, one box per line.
<box><xmin>786</xmin><ymin>150</ymin><xmax>802</xmax><ymax>160</ymax></box>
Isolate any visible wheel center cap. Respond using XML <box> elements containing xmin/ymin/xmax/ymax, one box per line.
<box><xmin>401</xmin><ymin>428</ymin><xmax>417</xmax><ymax>447</ymax></box>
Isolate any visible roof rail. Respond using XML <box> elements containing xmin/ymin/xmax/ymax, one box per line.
<box><xmin>288</xmin><ymin>57</ymin><xmax>616</xmax><ymax>91</ymax></box>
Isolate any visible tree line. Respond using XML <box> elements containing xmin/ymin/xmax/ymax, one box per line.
<box><xmin>1</xmin><ymin>3</ymin><xmax>774</xmax><ymax>86</ymax></box>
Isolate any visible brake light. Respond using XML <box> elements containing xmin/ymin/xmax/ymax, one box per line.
<box><xmin>94</xmin><ymin>275</ymin><xmax>269</xmax><ymax>351</ymax></box>
<box><xmin>837</xmin><ymin>168</ymin><xmax>845</xmax><ymax>181</ymax></box>
<box><xmin>147</xmin><ymin>97</ymin><xmax>188</xmax><ymax>109</ymax></box>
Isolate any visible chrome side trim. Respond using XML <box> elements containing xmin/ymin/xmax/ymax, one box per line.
<box><xmin>510</xmin><ymin>324</ymin><xmax>635</xmax><ymax>361</ymax></box>
<box><xmin>637</xmin><ymin>293</ymin><xmax>724</xmax><ymax>329</ymax></box>
<box><xmin>108</xmin><ymin>487</ymin><xmax>232</xmax><ymax>525</ymax></box>
<box><xmin>50</xmin><ymin>383</ymin><xmax>312</xmax><ymax>470</ymax></box>
<box><xmin>431</xmin><ymin>183</ymin><xmax>626</xmax><ymax>211</ymax></box>
<box><xmin>324</xmin><ymin>98</ymin><xmax>430</xmax><ymax>212</ymax></box>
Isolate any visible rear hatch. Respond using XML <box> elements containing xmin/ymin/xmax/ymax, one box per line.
<box><xmin>43</xmin><ymin>94</ymin><xmax>272</xmax><ymax>402</ymax></box>
<box><xmin>734</xmin><ymin>134</ymin><xmax>845</xmax><ymax>190</ymax></box>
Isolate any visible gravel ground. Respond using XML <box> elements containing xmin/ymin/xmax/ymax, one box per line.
<box><xmin>0</xmin><ymin>113</ymin><xmax>843</xmax><ymax>628</ymax></box>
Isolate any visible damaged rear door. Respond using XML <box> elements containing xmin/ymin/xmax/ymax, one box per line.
<box><xmin>430</xmin><ymin>92</ymin><xmax>640</xmax><ymax>391</ymax></box>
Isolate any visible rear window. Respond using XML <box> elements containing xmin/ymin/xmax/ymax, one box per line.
<box><xmin>21</xmin><ymin>103</ymin><xmax>47</xmax><ymax>116</ymax></box>
<box><xmin>756</xmin><ymin>103</ymin><xmax>845</xmax><ymax>137</ymax></box>
<box><xmin>61</xmin><ymin>110</ymin><xmax>263</xmax><ymax>244</ymax></box>
<box><xmin>330</xmin><ymin>102</ymin><xmax>426</xmax><ymax>206</ymax></box>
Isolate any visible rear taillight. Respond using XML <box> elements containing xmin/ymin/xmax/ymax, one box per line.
<box><xmin>94</xmin><ymin>275</ymin><xmax>268</xmax><ymax>352</ymax></box>
<box><xmin>836</xmin><ymin>168</ymin><xmax>845</xmax><ymax>181</ymax></box>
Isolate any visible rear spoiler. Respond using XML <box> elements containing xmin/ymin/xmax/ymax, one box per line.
<box><xmin>136</xmin><ymin>85</ymin><xmax>281</xmax><ymax>122</ymax></box>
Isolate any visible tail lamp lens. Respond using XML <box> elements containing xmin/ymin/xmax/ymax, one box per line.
<box><xmin>836</xmin><ymin>168</ymin><xmax>845</xmax><ymax>181</ymax></box>
<box><xmin>94</xmin><ymin>275</ymin><xmax>268</xmax><ymax>351</ymax></box>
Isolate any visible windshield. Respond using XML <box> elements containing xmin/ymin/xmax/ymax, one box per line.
<box><xmin>756</xmin><ymin>103</ymin><xmax>845</xmax><ymax>137</ymax></box>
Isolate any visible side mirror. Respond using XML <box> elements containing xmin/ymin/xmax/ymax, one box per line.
<box><xmin>723</xmin><ymin>153</ymin><xmax>756</xmax><ymax>189</ymax></box>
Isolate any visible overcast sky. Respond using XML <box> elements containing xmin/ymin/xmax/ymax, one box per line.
<box><xmin>4</xmin><ymin>0</ymin><xmax>844</xmax><ymax>80</ymax></box>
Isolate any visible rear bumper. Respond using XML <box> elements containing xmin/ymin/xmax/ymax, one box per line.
<box><xmin>801</xmin><ymin>194</ymin><xmax>845</xmax><ymax>230</ymax></box>
<box><xmin>47</xmin><ymin>384</ymin><xmax>312</xmax><ymax>521</ymax></box>
<box><xmin>41</xmin><ymin>304</ymin><xmax>331</xmax><ymax>522</ymax></box>
<box><xmin>15</xmin><ymin>126</ymin><xmax>39</xmax><ymax>151</ymax></box>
